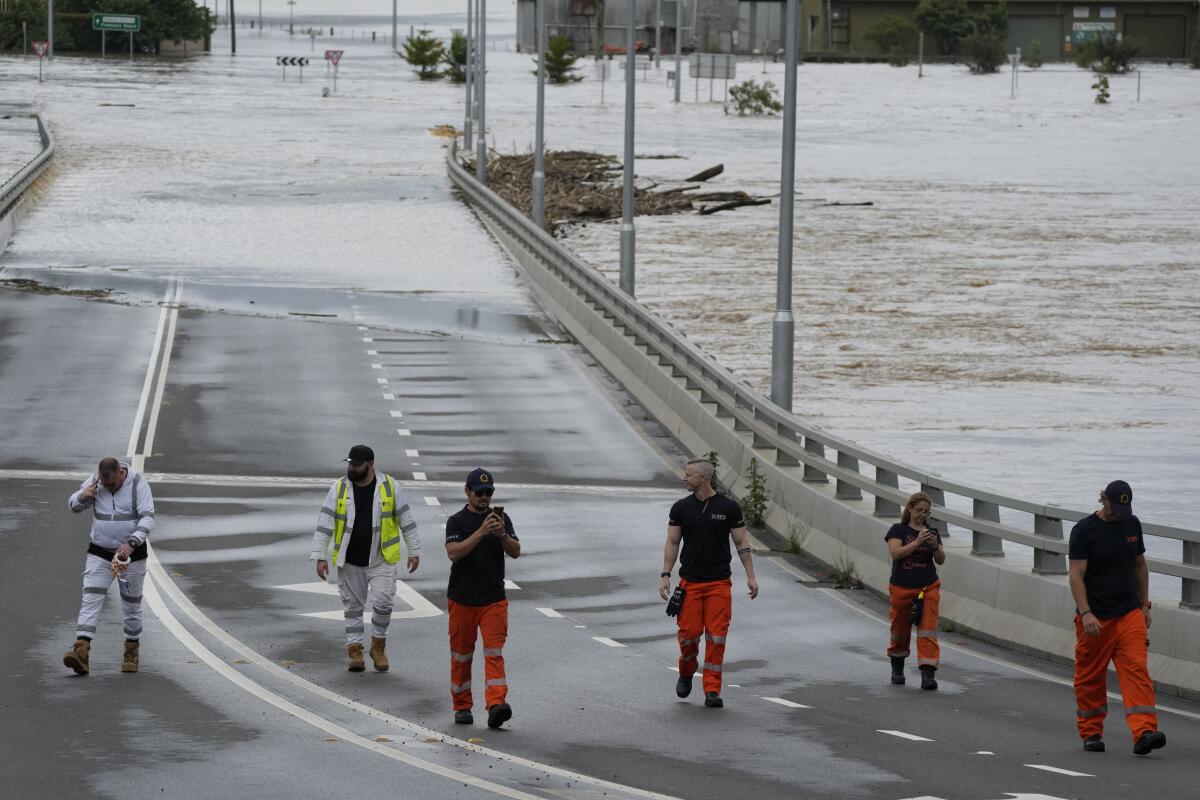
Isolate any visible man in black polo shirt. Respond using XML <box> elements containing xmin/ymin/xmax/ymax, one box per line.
<box><xmin>659</xmin><ymin>457</ymin><xmax>759</xmax><ymax>708</ymax></box>
<box><xmin>445</xmin><ymin>467</ymin><xmax>521</xmax><ymax>728</ymax></box>
<box><xmin>1069</xmin><ymin>479</ymin><xmax>1165</xmax><ymax>756</ymax></box>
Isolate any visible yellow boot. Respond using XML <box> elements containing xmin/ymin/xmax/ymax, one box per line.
<box><xmin>347</xmin><ymin>643</ymin><xmax>365</xmax><ymax>672</ymax></box>
<box><xmin>369</xmin><ymin>637</ymin><xmax>389</xmax><ymax>672</ymax></box>
<box><xmin>122</xmin><ymin>640</ymin><xmax>140</xmax><ymax>673</ymax></box>
<box><xmin>63</xmin><ymin>638</ymin><xmax>91</xmax><ymax>675</ymax></box>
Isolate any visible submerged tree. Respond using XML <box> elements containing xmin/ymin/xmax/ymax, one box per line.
<box><xmin>534</xmin><ymin>34</ymin><xmax>583</xmax><ymax>84</ymax></box>
<box><xmin>402</xmin><ymin>28</ymin><xmax>445</xmax><ymax>81</ymax></box>
<box><xmin>443</xmin><ymin>30</ymin><xmax>467</xmax><ymax>83</ymax></box>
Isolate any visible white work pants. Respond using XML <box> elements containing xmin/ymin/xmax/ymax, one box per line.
<box><xmin>75</xmin><ymin>553</ymin><xmax>146</xmax><ymax>640</ymax></box>
<box><xmin>338</xmin><ymin>562</ymin><xmax>396</xmax><ymax>645</ymax></box>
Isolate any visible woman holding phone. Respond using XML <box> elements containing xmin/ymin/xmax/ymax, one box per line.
<box><xmin>884</xmin><ymin>491</ymin><xmax>945</xmax><ymax>690</ymax></box>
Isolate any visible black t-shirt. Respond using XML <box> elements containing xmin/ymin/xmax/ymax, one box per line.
<box><xmin>446</xmin><ymin>507</ymin><xmax>518</xmax><ymax>606</ymax></box>
<box><xmin>669</xmin><ymin>493</ymin><xmax>745</xmax><ymax>582</ymax></box>
<box><xmin>884</xmin><ymin>523</ymin><xmax>941</xmax><ymax>588</ymax></box>
<box><xmin>344</xmin><ymin>479</ymin><xmax>376</xmax><ymax>567</ymax></box>
<box><xmin>1069</xmin><ymin>512</ymin><xmax>1145</xmax><ymax>619</ymax></box>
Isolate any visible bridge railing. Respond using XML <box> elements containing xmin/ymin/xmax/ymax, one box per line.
<box><xmin>0</xmin><ymin>112</ymin><xmax>55</xmax><ymax>222</ymax></box>
<box><xmin>446</xmin><ymin>142</ymin><xmax>1200</xmax><ymax>610</ymax></box>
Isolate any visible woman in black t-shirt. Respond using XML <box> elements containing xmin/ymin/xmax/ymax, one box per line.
<box><xmin>884</xmin><ymin>491</ymin><xmax>945</xmax><ymax>690</ymax></box>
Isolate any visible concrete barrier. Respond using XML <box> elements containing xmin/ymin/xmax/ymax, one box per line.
<box><xmin>0</xmin><ymin>112</ymin><xmax>55</xmax><ymax>257</ymax></box>
<box><xmin>445</xmin><ymin>144</ymin><xmax>1200</xmax><ymax>700</ymax></box>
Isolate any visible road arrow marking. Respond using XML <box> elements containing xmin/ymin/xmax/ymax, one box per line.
<box><xmin>276</xmin><ymin>580</ymin><xmax>442</xmax><ymax>619</ymax></box>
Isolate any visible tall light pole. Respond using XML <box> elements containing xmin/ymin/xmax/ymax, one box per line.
<box><xmin>392</xmin><ymin>0</ymin><xmax>397</xmax><ymax>50</ymax></box>
<box><xmin>230</xmin><ymin>0</ymin><xmax>237</xmax><ymax>54</ymax></box>
<box><xmin>619</xmin><ymin>0</ymin><xmax>636</xmax><ymax>296</ymax></box>
<box><xmin>287</xmin><ymin>0</ymin><xmax>296</xmax><ymax>35</ymax></box>
<box><xmin>258</xmin><ymin>0</ymin><xmax>262</xmax><ymax>36</ymax></box>
<box><xmin>476</xmin><ymin>0</ymin><xmax>487</xmax><ymax>183</ymax></box>
<box><xmin>674</xmin><ymin>0</ymin><xmax>682</xmax><ymax>103</ymax></box>
<box><xmin>464</xmin><ymin>0</ymin><xmax>474</xmax><ymax>150</ymax></box>
<box><xmin>771</xmin><ymin>0</ymin><xmax>798</xmax><ymax>412</ymax></box>
<box><xmin>532</xmin><ymin>0</ymin><xmax>547</xmax><ymax>228</ymax></box>
<box><xmin>47</xmin><ymin>0</ymin><xmax>53</xmax><ymax>59</ymax></box>
<box><xmin>655</xmin><ymin>0</ymin><xmax>661</xmax><ymax>68</ymax></box>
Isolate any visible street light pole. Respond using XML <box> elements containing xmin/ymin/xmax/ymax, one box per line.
<box><xmin>230</xmin><ymin>0</ymin><xmax>236</xmax><ymax>54</ymax></box>
<box><xmin>674</xmin><ymin>0</ymin><xmax>682</xmax><ymax>103</ymax></box>
<box><xmin>287</xmin><ymin>0</ymin><xmax>295</xmax><ymax>35</ymax></box>
<box><xmin>771</xmin><ymin>0</ymin><xmax>798</xmax><ymax>412</ymax></box>
<box><xmin>392</xmin><ymin>0</ymin><xmax>397</xmax><ymax>50</ymax></box>
<box><xmin>655</xmin><ymin>0</ymin><xmax>661</xmax><ymax>68</ymax></box>
<box><xmin>619</xmin><ymin>0</ymin><xmax>636</xmax><ymax>296</ymax></box>
<box><xmin>47</xmin><ymin>0</ymin><xmax>53</xmax><ymax>59</ymax></box>
<box><xmin>476</xmin><ymin>0</ymin><xmax>487</xmax><ymax>183</ymax></box>
<box><xmin>258</xmin><ymin>0</ymin><xmax>262</xmax><ymax>36</ymax></box>
<box><xmin>532</xmin><ymin>0</ymin><xmax>547</xmax><ymax>229</ymax></box>
<box><xmin>464</xmin><ymin>0</ymin><xmax>474</xmax><ymax>150</ymax></box>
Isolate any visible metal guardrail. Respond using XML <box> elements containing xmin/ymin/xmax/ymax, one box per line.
<box><xmin>446</xmin><ymin>142</ymin><xmax>1200</xmax><ymax>609</ymax></box>
<box><xmin>0</xmin><ymin>112</ymin><xmax>56</xmax><ymax>221</ymax></box>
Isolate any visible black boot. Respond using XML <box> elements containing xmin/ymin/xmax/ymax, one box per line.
<box><xmin>890</xmin><ymin>657</ymin><xmax>905</xmax><ymax>685</ymax></box>
<box><xmin>919</xmin><ymin>665</ymin><xmax>938</xmax><ymax>691</ymax></box>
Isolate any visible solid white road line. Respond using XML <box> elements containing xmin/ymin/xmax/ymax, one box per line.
<box><xmin>761</xmin><ymin>697</ymin><xmax>811</xmax><ymax>709</ymax></box>
<box><xmin>1024</xmin><ymin>765</ymin><xmax>1093</xmax><ymax>777</ymax></box>
<box><xmin>877</xmin><ymin>730</ymin><xmax>934</xmax><ymax>742</ymax></box>
<box><xmin>593</xmin><ymin>637</ymin><xmax>627</xmax><ymax>648</ymax></box>
<box><xmin>126</xmin><ymin>281</ymin><xmax>174</xmax><ymax>462</ymax></box>
<box><xmin>138</xmin><ymin>280</ymin><xmax>183</xmax><ymax>472</ymax></box>
<box><xmin>535</xmin><ymin>608</ymin><xmax>564</xmax><ymax>618</ymax></box>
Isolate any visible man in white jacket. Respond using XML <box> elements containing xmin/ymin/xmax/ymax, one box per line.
<box><xmin>311</xmin><ymin>445</ymin><xmax>421</xmax><ymax>672</ymax></box>
<box><xmin>64</xmin><ymin>457</ymin><xmax>156</xmax><ymax>675</ymax></box>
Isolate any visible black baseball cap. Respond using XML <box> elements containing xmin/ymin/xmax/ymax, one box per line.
<box><xmin>466</xmin><ymin>467</ymin><xmax>494</xmax><ymax>492</ymax></box>
<box><xmin>344</xmin><ymin>444</ymin><xmax>375</xmax><ymax>463</ymax></box>
<box><xmin>1103</xmin><ymin>480</ymin><xmax>1133</xmax><ymax>517</ymax></box>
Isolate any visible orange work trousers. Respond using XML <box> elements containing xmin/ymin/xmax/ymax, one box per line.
<box><xmin>1074</xmin><ymin>607</ymin><xmax>1158</xmax><ymax>744</ymax></box>
<box><xmin>676</xmin><ymin>578</ymin><xmax>732</xmax><ymax>695</ymax></box>
<box><xmin>448</xmin><ymin>598</ymin><xmax>509</xmax><ymax>712</ymax></box>
<box><xmin>887</xmin><ymin>581</ymin><xmax>940</xmax><ymax>668</ymax></box>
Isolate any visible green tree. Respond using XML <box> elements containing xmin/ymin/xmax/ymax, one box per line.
<box><xmin>914</xmin><ymin>0</ymin><xmax>972</xmax><ymax>56</ymax></box>
<box><xmin>1076</xmin><ymin>30</ymin><xmax>1140</xmax><ymax>73</ymax></box>
<box><xmin>1092</xmin><ymin>59</ymin><xmax>1112</xmax><ymax>103</ymax></box>
<box><xmin>0</xmin><ymin>0</ymin><xmax>211</xmax><ymax>54</ymax></box>
<box><xmin>865</xmin><ymin>15</ymin><xmax>919</xmax><ymax>57</ymax></box>
<box><xmin>973</xmin><ymin>0</ymin><xmax>1008</xmax><ymax>37</ymax></box>
<box><xmin>726</xmin><ymin>78</ymin><xmax>783</xmax><ymax>115</ymax></box>
<box><xmin>402</xmin><ymin>28</ymin><xmax>445</xmax><ymax>81</ymax></box>
<box><xmin>534</xmin><ymin>34</ymin><xmax>583</xmax><ymax>84</ymax></box>
<box><xmin>1024</xmin><ymin>39</ymin><xmax>1044</xmax><ymax>69</ymax></box>
<box><xmin>443</xmin><ymin>30</ymin><xmax>467</xmax><ymax>83</ymax></box>
<box><xmin>961</xmin><ymin>30</ymin><xmax>1007</xmax><ymax>73</ymax></box>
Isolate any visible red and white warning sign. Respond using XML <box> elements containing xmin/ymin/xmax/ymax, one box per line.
<box><xmin>32</xmin><ymin>40</ymin><xmax>50</xmax><ymax>59</ymax></box>
<box><xmin>324</xmin><ymin>50</ymin><xmax>344</xmax><ymax>66</ymax></box>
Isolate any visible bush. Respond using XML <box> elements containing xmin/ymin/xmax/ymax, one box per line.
<box><xmin>914</xmin><ymin>0</ymin><xmax>972</xmax><ymax>56</ymax></box>
<box><xmin>1093</xmin><ymin>60</ymin><xmax>1112</xmax><ymax>103</ymax></box>
<box><xmin>888</xmin><ymin>44</ymin><xmax>910</xmax><ymax>68</ymax></box>
<box><xmin>961</xmin><ymin>30</ymin><xmax>1007</xmax><ymax>74</ymax></box>
<box><xmin>1024</xmin><ymin>39</ymin><xmax>1044</xmax><ymax>69</ymax></box>
<box><xmin>865</xmin><ymin>15</ymin><xmax>919</xmax><ymax>56</ymax></box>
<box><xmin>442</xmin><ymin>31</ymin><xmax>467</xmax><ymax>83</ymax></box>
<box><xmin>726</xmin><ymin>78</ymin><xmax>783</xmax><ymax>116</ymax></box>
<box><xmin>534</xmin><ymin>34</ymin><xmax>583</xmax><ymax>84</ymax></box>
<box><xmin>1076</xmin><ymin>31</ymin><xmax>1140</xmax><ymax>74</ymax></box>
<box><xmin>402</xmin><ymin>28</ymin><xmax>444</xmax><ymax>80</ymax></box>
<box><xmin>1190</xmin><ymin>32</ymin><xmax>1200</xmax><ymax>69</ymax></box>
<box><xmin>741</xmin><ymin>458</ymin><xmax>768</xmax><ymax>527</ymax></box>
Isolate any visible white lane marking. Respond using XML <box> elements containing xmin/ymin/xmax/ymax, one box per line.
<box><xmin>405</xmin><ymin>449</ymin><xmax>420</xmax><ymax>457</ymax></box>
<box><xmin>667</xmin><ymin>666</ymin><xmax>678</xmax><ymax>672</ymax></box>
<box><xmin>413</xmin><ymin>472</ymin><xmax>427</xmax><ymax>481</ymax></box>
<box><xmin>371</xmin><ymin>363</ymin><xmax>383</xmax><ymax>370</ymax></box>
<box><xmin>144</xmin><ymin>553</ymin><xmax>680</xmax><ymax>800</ymax></box>
<box><xmin>593</xmin><ymin>637</ymin><xmax>626</xmax><ymax>648</ymax></box>
<box><xmin>1024</xmin><ymin>765</ymin><xmax>1093</xmax><ymax>777</ymax></box>
<box><xmin>877</xmin><ymin>730</ymin><xmax>934</xmax><ymax>742</ymax></box>
<box><xmin>575</xmin><ymin>625</ymin><xmax>587</xmax><ymax>629</ymax></box>
<box><xmin>126</xmin><ymin>281</ymin><xmax>174</xmax><ymax>461</ymax></box>
<box><xmin>277</xmin><ymin>581</ymin><xmax>443</xmax><ymax>620</ymax></box>
<box><xmin>974</xmin><ymin>751</ymin><xmax>996</xmax><ymax>755</ymax></box>
<box><xmin>390</xmin><ymin>411</ymin><xmax>405</xmax><ymax>418</ymax></box>
<box><xmin>766</xmin><ymin>555</ymin><xmax>818</xmax><ymax>583</ymax></box>
<box><xmin>504</xmin><ymin>579</ymin><xmax>520</xmax><ymax>590</ymax></box>
<box><xmin>362</xmin><ymin>337</ymin><xmax>373</xmax><ymax>342</ymax></box>
<box><xmin>141</xmin><ymin>577</ymin><xmax>542</xmax><ymax>799</ymax></box>
<box><xmin>383</xmin><ymin>393</ymin><xmax>396</xmax><ymax>400</ymax></box>
<box><xmin>397</xmin><ymin>429</ymin><xmax>411</xmax><ymax>437</ymax></box>
<box><xmin>357</xmin><ymin>326</ymin><xmax>367</xmax><ymax>331</ymax></box>
<box><xmin>761</xmin><ymin>697</ymin><xmax>811</xmax><ymax>709</ymax></box>
<box><xmin>535</xmin><ymin>608</ymin><xmax>564</xmax><ymax>618</ymax></box>
<box><xmin>139</xmin><ymin>280</ymin><xmax>183</xmax><ymax>471</ymax></box>
<box><xmin>367</xmin><ymin>349</ymin><xmax>378</xmax><ymax>356</ymax></box>
<box><xmin>377</xmin><ymin>378</ymin><xmax>388</xmax><ymax>385</ymax></box>
<box><xmin>811</xmin><ymin>584</ymin><xmax>1200</xmax><ymax>721</ymax></box>
<box><xmin>424</xmin><ymin>496</ymin><xmax>440</xmax><ymax>506</ymax></box>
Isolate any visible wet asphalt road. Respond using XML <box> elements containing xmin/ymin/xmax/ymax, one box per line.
<box><xmin>3</xmin><ymin>280</ymin><xmax>1200</xmax><ymax>800</ymax></box>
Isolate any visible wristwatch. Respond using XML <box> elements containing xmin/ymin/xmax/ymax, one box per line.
<box><xmin>660</xmin><ymin>571</ymin><xmax>671</xmax><ymax>578</ymax></box>
<box><xmin>1143</xmin><ymin>601</ymin><xmax>1152</xmax><ymax>610</ymax></box>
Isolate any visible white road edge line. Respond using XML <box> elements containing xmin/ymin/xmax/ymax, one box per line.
<box><xmin>877</xmin><ymin>730</ymin><xmax>934</xmax><ymax>742</ymax></box>
<box><xmin>144</xmin><ymin>553</ymin><xmax>679</xmax><ymax>800</ymax></box>
<box><xmin>125</xmin><ymin>280</ymin><xmax>173</xmax><ymax>462</ymax></box>
<box><xmin>1024</xmin><ymin>764</ymin><xmax>1093</xmax><ymax>777</ymax></box>
<box><xmin>761</xmin><ymin>697</ymin><xmax>811</xmax><ymax>709</ymax></box>
<box><xmin>137</xmin><ymin>280</ymin><xmax>183</xmax><ymax>473</ymax></box>
<box><xmin>592</xmin><ymin>637</ymin><xmax>627</xmax><ymax>648</ymax></box>
<box><xmin>535</xmin><ymin>608</ymin><xmax>564</xmax><ymax>618</ymax></box>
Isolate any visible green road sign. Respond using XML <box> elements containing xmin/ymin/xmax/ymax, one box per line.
<box><xmin>92</xmin><ymin>13</ymin><xmax>141</xmax><ymax>32</ymax></box>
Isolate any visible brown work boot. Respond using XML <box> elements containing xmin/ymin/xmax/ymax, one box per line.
<box><xmin>121</xmin><ymin>640</ymin><xmax>140</xmax><ymax>673</ymax></box>
<box><xmin>63</xmin><ymin>638</ymin><xmax>91</xmax><ymax>675</ymax></box>
<box><xmin>347</xmin><ymin>643</ymin><xmax>365</xmax><ymax>672</ymax></box>
<box><xmin>369</xmin><ymin>637</ymin><xmax>389</xmax><ymax>672</ymax></box>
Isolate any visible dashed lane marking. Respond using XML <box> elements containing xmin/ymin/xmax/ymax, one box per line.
<box><xmin>535</xmin><ymin>608</ymin><xmax>564</xmax><ymax>618</ymax></box>
<box><xmin>371</xmin><ymin>363</ymin><xmax>383</xmax><ymax>369</ymax></box>
<box><xmin>367</xmin><ymin>350</ymin><xmax>378</xmax><ymax>356</ymax></box>
<box><xmin>1024</xmin><ymin>765</ymin><xmax>1092</xmax><ymax>777</ymax></box>
<box><xmin>877</xmin><ymin>730</ymin><xmax>934</xmax><ymax>742</ymax></box>
<box><xmin>593</xmin><ymin>637</ymin><xmax>626</xmax><ymax>648</ymax></box>
<box><xmin>762</xmin><ymin>697</ymin><xmax>811</xmax><ymax>709</ymax></box>
<box><xmin>276</xmin><ymin>581</ymin><xmax>442</xmax><ymax>620</ymax></box>
<box><xmin>406</xmin><ymin>449</ymin><xmax>420</xmax><ymax>457</ymax></box>
<box><xmin>376</xmin><ymin>377</ymin><xmax>388</xmax><ymax>384</ymax></box>
<box><xmin>357</xmin><ymin>325</ymin><xmax>367</xmax><ymax>331</ymax></box>
<box><xmin>424</xmin><ymin>496</ymin><xmax>441</xmax><ymax>506</ymax></box>
<box><xmin>390</xmin><ymin>411</ymin><xmax>405</xmax><ymax>418</ymax></box>
<box><xmin>397</xmin><ymin>429</ymin><xmax>412</xmax><ymax>437</ymax></box>
<box><xmin>504</xmin><ymin>579</ymin><xmax>520</xmax><ymax>590</ymax></box>
<box><xmin>383</xmin><ymin>393</ymin><xmax>395</xmax><ymax>400</ymax></box>
<box><xmin>362</xmin><ymin>337</ymin><xmax>373</xmax><ymax>342</ymax></box>
<box><xmin>413</xmin><ymin>472</ymin><xmax>427</xmax><ymax>481</ymax></box>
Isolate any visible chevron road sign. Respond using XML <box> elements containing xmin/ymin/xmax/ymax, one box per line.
<box><xmin>276</xmin><ymin>56</ymin><xmax>310</xmax><ymax>81</ymax></box>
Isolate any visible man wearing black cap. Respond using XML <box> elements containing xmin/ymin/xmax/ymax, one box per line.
<box><xmin>444</xmin><ymin>467</ymin><xmax>520</xmax><ymax>728</ymax></box>
<box><xmin>311</xmin><ymin>445</ymin><xmax>421</xmax><ymax>673</ymax></box>
<box><xmin>1068</xmin><ymin>480</ymin><xmax>1165</xmax><ymax>756</ymax></box>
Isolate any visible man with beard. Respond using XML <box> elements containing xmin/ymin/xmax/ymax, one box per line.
<box><xmin>311</xmin><ymin>445</ymin><xmax>421</xmax><ymax>672</ymax></box>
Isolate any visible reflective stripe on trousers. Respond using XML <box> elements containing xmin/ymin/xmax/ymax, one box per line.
<box><xmin>1073</xmin><ymin>607</ymin><xmax>1159</xmax><ymax>744</ymax></box>
<box><xmin>337</xmin><ymin>562</ymin><xmax>397</xmax><ymax>645</ymax></box>
<box><xmin>676</xmin><ymin>578</ymin><xmax>732</xmax><ymax>696</ymax></box>
<box><xmin>75</xmin><ymin>553</ymin><xmax>146</xmax><ymax>640</ymax></box>
<box><xmin>887</xmin><ymin>581</ymin><xmax>940</xmax><ymax>668</ymax></box>
<box><xmin>448</xmin><ymin>598</ymin><xmax>508</xmax><ymax>711</ymax></box>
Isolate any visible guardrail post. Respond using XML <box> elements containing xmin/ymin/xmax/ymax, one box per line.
<box><xmin>1183</xmin><ymin>541</ymin><xmax>1199</xmax><ymax>609</ymax></box>
<box><xmin>775</xmin><ymin>424</ymin><xmax>800</xmax><ymax>467</ymax></box>
<box><xmin>920</xmin><ymin>483</ymin><xmax>948</xmax><ymax>537</ymax></box>
<box><xmin>874</xmin><ymin>467</ymin><xmax>900</xmax><ymax>518</ymax></box>
<box><xmin>751</xmin><ymin>409</ymin><xmax>773</xmax><ymax>449</ymax></box>
<box><xmin>803</xmin><ymin>436</ymin><xmax>827</xmax><ymax>483</ymax></box>
<box><xmin>1033</xmin><ymin>513</ymin><xmax>1066</xmax><ymax>574</ymax></box>
<box><xmin>971</xmin><ymin>499</ymin><xmax>1004</xmax><ymax>557</ymax></box>
<box><xmin>733</xmin><ymin>394</ymin><xmax>753</xmax><ymax>433</ymax></box>
<box><xmin>836</xmin><ymin>452</ymin><xmax>862</xmax><ymax>500</ymax></box>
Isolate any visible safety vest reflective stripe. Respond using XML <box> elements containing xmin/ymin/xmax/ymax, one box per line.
<box><xmin>331</xmin><ymin>476</ymin><xmax>403</xmax><ymax>567</ymax></box>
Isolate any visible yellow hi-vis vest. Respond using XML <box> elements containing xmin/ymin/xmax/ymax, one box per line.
<box><xmin>330</xmin><ymin>476</ymin><xmax>402</xmax><ymax>567</ymax></box>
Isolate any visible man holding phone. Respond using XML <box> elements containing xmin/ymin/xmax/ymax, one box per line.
<box><xmin>445</xmin><ymin>467</ymin><xmax>520</xmax><ymax>728</ymax></box>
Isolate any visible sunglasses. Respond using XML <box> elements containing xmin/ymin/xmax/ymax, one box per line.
<box><xmin>472</xmin><ymin>487</ymin><xmax>495</xmax><ymax>497</ymax></box>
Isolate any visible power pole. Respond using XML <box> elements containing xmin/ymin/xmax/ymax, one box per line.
<box><xmin>476</xmin><ymin>0</ymin><xmax>487</xmax><ymax>183</ymax></box>
<box><xmin>619</xmin><ymin>0</ymin><xmax>636</xmax><ymax>296</ymax></box>
<box><xmin>230</xmin><ymin>0</ymin><xmax>237</xmax><ymax>54</ymax></box>
<box><xmin>392</xmin><ymin>0</ymin><xmax>397</xmax><ymax>50</ymax></box>
<box><xmin>47</xmin><ymin>0</ymin><xmax>53</xmax><ymax>59</ymax></box>
<box><xmin>674</xmin><ymin>0</ymin><xmax>683</xmax><ymax>102</ymax></box>
<box><xmin>288</xmin><ymin>0</ymin><xmax>296</xmax><ymax>35</ymax></box>
<box><xmin>771</xmin><ymin>0</ymin><xmax>799</xmax><ymax>412</ymax></box>
<box><xmin>532</xmin><ymin>0</ymin><xmax>546</xmax><ymax>228</ymax></box>
<box><xmin>465</xmin><ymin>0</ymin><xmax>474</xmax><ymax>150</ymax></box>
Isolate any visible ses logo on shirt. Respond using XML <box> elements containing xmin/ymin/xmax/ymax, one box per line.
<box><xmin>1126</xmin><ymin>536</ymin><xmax>1138</xmax><ymax>544</ymax></box>
<box><xmin>710</xmin><ymin>514</ymin><xmax>726</xmax><ymax>520</ymax></box>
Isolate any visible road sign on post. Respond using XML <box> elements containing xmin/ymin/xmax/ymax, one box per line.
<box><xmin>32</xmin><ymin>40</ymin><xmax>48</xmax><ymax>81</ymax></box>
<box><xmin>92</xmin><ymin>13</ymin><xmax>141</xmax><ymax>31</ymax></box>
<box><xmin>277</xmin><ymin>56</ymin><xmax>309</xmax><ymax>81</ymax></box>
<box><xmin>324</xmin><ymin>50</ymin><xmax>343</xmax><ymax>91</ymax></box>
